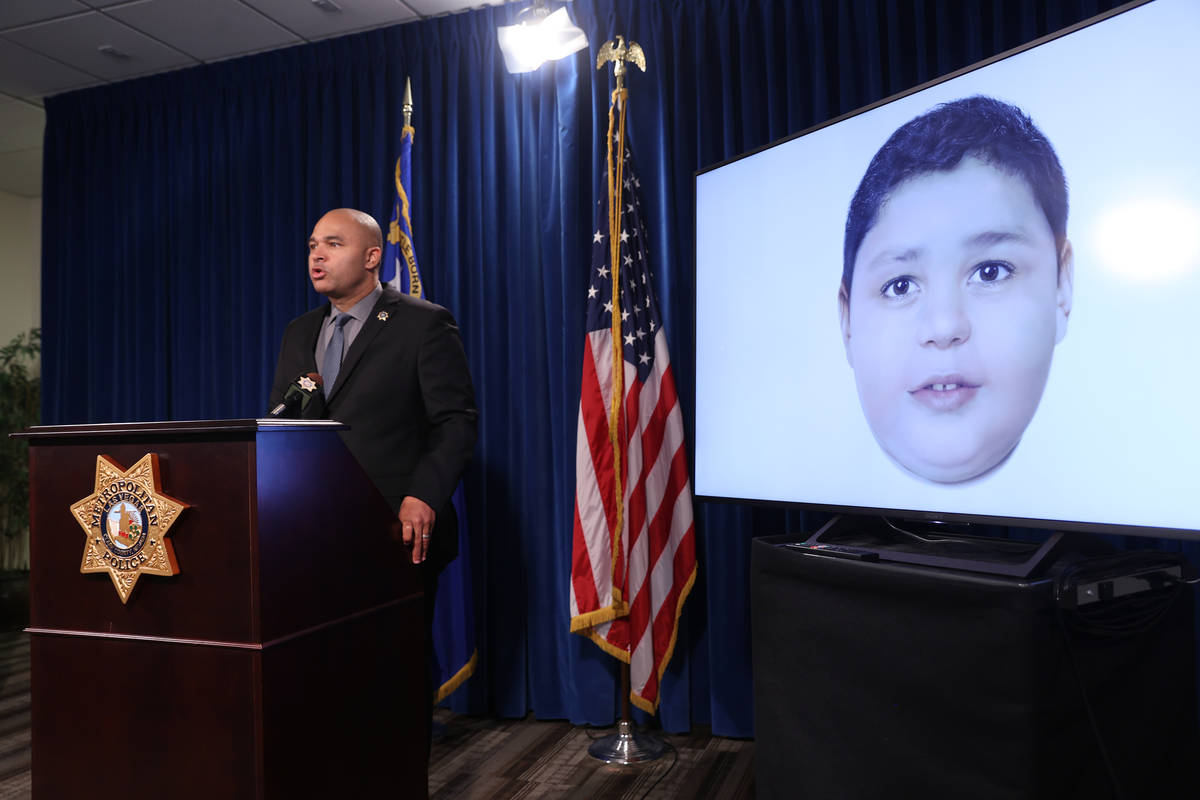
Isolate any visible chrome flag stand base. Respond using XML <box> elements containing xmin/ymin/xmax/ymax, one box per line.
<box><xmin>587</xmin><ymin>719</ymin><xmax>667</xmax><ymax>764</ymax></box>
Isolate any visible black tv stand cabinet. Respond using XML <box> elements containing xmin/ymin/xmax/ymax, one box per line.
<box><xmin>750</xmin><ymin>534</ymin><xmax>1198</xmax><ymax>799</ymax></box>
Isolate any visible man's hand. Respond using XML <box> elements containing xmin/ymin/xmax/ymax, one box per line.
<box><xmin>398</xmin><ymin>496</ymin><xmax>436</xmax><ymax>564</ymax></box>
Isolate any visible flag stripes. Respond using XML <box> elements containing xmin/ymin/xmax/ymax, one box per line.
<box><xmin>570</xmin><ymin>88</ymin><xmax>697</xmax><ymax>714</ymax></box>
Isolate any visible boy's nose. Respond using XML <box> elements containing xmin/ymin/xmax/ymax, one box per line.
<box><xmin>918</xmin><ymin>288</ymin><xmax>970</xmax><ymax>348</ymax></box>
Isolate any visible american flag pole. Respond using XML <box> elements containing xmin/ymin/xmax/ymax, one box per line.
<box><xmin>607</xmin><ymin>84</ymin><xmax>633</xmax><ymax>733</ymax></box>
<box><xmin>583</xmin><ymin>37</ymin><xmax>670</xmax><ymax>766</ymax></box>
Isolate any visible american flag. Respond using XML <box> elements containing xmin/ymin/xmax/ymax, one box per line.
<box><xmin>570</xmin><ymin>98</ymin><xmax>698</xmax><ymax>714</ymax></box>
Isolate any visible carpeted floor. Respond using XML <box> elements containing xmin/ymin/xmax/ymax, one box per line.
<box><xmin>430</xmin><ymin>710</ymin><xmax>754</xmax><ymax>799</ymax></box>
<box><xmin>0</xmin><ymin>632</ymin><xmax>30</xmax><ymax>800</ymax></box>
<box><xmin>0</xmin><ymin>628</ymin><xmax>754</xmax><ymax>799</ymax></box>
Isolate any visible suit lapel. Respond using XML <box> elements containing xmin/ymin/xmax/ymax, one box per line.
<box><xmin>325</xmin><ymin>290</ymin><xmax>396</xmax><ymax>402</ymax></box>
<box><xmin>302</xmin><ymin>306</ymin><xmax>327</xmax><ymax>372</ymax></box>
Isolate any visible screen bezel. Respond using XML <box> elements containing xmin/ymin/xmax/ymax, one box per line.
<box><xmin>689</xmin><ymin>0</ymin><xmax>1200</xmax><ymax>542</ymax></box>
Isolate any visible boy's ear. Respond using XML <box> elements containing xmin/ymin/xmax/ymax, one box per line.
<box><xmin>838</xmin><ymin>283</ymin><xmax>854</xmax><ymax>366</ymax></box>
<box><xmin>1055</xmin><ymin>239</ymin><xmax>1074</xmax><ymax>345</ymax></box>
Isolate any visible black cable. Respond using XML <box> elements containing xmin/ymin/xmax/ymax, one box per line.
<box><xmin>880</xmin><ymin>515</ymin><xmax>983</xmax><ymax>545</ymax></box>
<box><xmin>638</xmin><ymin>739</ymin><xmax>678</xmax><ymax>800</ymax></box>
<box><xmin>1053</xmin><ymin>552</ymin><xmax>1189</xmax><ymax>639</ymax></box>
<box><xmin>1053</xmin><ymin>603</ymin><xmax>1125</xmax><ymax>800</ymax></box>
<box><xmin>1047</xmin><ymin>550</ymin><xmax>1193</xmax><ymax>800</ymax></box>
<box><xmin>580</xmin><ymin>725</ymin><xmax>679</xmax><ymax>798</ymax></box>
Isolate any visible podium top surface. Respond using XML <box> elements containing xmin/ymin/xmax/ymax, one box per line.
<box><xmin>13</xmin><ymin>418</ymin><xmax>346</xmax><ymax>440</ymax></box>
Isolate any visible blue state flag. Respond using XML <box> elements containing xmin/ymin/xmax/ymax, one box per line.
<box><xmin>382</xmin><ymin>125</ymin><xmax>423</xmax><ymax>296</ymax></box>
<box><xmin>384</xmin><ymin>120</ymin><xmax>478</xmax><ymax>703</ymax></box>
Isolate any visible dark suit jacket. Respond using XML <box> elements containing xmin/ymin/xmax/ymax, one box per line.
<box><xmin>269</xmin><ymin>285</ymin><xmax>478</xmax><ymax>569</ymax></box>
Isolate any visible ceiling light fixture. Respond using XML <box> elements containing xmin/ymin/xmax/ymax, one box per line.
<box><xmin>311</xmin><ymin>0</ymin><xmax>343</xmax><ymax>13</ymax></box>
<box><xmin>97</xmin><ymin>44</ymin><xmax>131</xmax><ymax>60</ymax></box>
<box><xmin>496</xmin><ymin>2</ymin><xmax>588</xmax><ymax>74</ymax></box>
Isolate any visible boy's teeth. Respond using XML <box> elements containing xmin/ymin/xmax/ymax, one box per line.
<box><xmin>932</xmin><ymin>383</ymin><xmax>959</xmax><ymax>391</ymax></box>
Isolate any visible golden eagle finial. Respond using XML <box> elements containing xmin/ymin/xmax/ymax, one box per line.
<box><xmin>596</xmin><ymin>35</ymin><xmax>646</xmax><ymax>91</ymax></box>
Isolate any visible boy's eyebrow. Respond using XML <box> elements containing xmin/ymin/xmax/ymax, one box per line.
<box><xmin>861</xmin><ymin>247</ymin><xmax>920</xmax><ymax>272</ymax></box>
<box><xmin>965</xmin><ymin>230</ymin><xmax>1030</xmax><ymax>247</ymax></box>
<box><xmin>859</xmin><ymin>229</ymin><xmax>1037</xmax><ymax>272</ymax></box>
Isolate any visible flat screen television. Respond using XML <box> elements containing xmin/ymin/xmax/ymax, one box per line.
<box><xmin>693</xmin><ymin>0</ymin><xmax>1200</xmax><ymax>544</ymax></box>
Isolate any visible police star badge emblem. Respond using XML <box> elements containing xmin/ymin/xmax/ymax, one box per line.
<box><xmin>69</xmin><ymin>454</ymin><xmax>189</xmax><ymax>604</ymax></box>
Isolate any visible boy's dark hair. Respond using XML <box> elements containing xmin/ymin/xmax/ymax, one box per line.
<box><xmin>842</xmin><ymin>95</ymin><xmax>1068</xmax><ymax>296</ymax></box>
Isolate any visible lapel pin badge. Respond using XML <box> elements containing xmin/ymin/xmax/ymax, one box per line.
<box><xmin>377</xmin><ymin>311</ymin><xmax>389</xmax><ymax>322</ymax></box>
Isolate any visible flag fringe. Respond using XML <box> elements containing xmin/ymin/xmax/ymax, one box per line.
<box><xmin>568</xmin><ymin>601</ymin><xmax>625</xmax><ymax>634</ymax></box>
<box><xmin>630</xmin><ymin>561</ymin><xmax>698</xmax><ymax>713</ymax></box>
<box><xmin>581</xmin><ymin>628</ymin><xmax>634</xmax><ymax>664</ymax></box>
<box><xmin>433</xmin><ymin>648</ymin><xmax>478</xmax><ymax>704</ymax></box>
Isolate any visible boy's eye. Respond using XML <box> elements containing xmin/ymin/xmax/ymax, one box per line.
<box><xmin>881</xmin><ymin>276</ymin><xmax>918</xmax><ymax>299</ymax></box>
<box><xmin>970</xmin><ymin>260</ymin><xmax>1014</xmax><ymax>284</ymax></box>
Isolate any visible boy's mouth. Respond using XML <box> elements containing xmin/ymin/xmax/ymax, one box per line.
<box><xmin>909</xmin><ymin>375</ymin><xmax>980</xmax><ymax>412</ymax></box>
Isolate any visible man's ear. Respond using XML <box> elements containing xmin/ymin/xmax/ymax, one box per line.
<box><xmin>1055</xmin><ymin>240</ymin><xmax>1074</xmax><ymax>345</ymax></box>
<box><xmin>365</xmin><ymin>245</ymin><xmax>382</xmax><ymax>272</ymax></box>
<box><xmin>838</xmin><ymin>282</ymin><xmax>854</xmax><ymax>366</ymax></box>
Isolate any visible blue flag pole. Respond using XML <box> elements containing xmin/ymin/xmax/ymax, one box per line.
<box><xmin>384</xmin><ymin>78</ymin><xmax>477</xmax><ymax>704</ymax></box>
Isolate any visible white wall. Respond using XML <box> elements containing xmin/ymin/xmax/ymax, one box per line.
<box><xmin>0</xmin><ymin>189</ymin><xmax>40</xmax><ymax>354</ymax></box>
<box><xmin>0</xmin><ymin>189</ymin><xmax>38</xmax><ymax>568</ymax></box>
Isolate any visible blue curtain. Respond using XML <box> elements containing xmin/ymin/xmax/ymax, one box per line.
<box><xmin>42</xmin><ymin>0</ymin><xmax>1152</xmax><ymax>738</ymax></box>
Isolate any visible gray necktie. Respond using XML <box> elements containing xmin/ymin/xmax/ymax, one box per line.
<box><xmin>321</xmin><ymin>312</ymin><xmax>351</xmax><ymax>398</ymax></box>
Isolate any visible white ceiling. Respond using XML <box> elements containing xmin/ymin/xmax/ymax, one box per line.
<box><xmin>0</xmin><ymin>0</ymin><xmax>507</xmax><ymax>198</ymax></box>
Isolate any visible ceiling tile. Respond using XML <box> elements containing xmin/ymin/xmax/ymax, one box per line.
<box><xmin>106</xmin><ymin>0</ymin><xmax>302</xmax><ymax>62</ymax></box>
<box><xmin>0</xmin><ymin>99</ymin><xmax>45</xmax><ymax>152</ymax></box>
<box><xmin>0</xmin><ymin>1</ymin><xmax>89</xmax><ymax>31</ymax></box>
<box><xmin>242</xmin><ymin>0</ymin><xmax>417</xmax><ymax>41</ymax></box>
<box><xmin>2</xmin><ymin>12</ymin><xmax>197</xmax><ymax>81</ymax></box>
<box><xmin>403</xmin><ymin>0</ymin><xmax>505</xmax><ymax>16</ymax></box>
<box><xmin>0</xmin><ymin>39</ymin><xmax>98</xmax><ymax>98</ymax></box>
<box><xmin>0</xmin><ymin>148</ymin><xmax>43</xmax><ymax>197</ymax></box>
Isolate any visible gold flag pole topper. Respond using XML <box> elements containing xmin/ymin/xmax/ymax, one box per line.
<box><xmin>586</xmin><ymin>35</ymin><xmax>666</xmax><ymax>768</ymax></box>
<box><xmin>596</xmin><ymin>35</ymin><xmax>645</xmax><ymax>96</ymax></box>
<box><xmin>402</xmin><ymin>76</ymin><xmax>413</xmax><ymax>129</ymax></box>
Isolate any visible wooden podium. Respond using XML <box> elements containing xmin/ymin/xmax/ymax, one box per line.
<box><xmin>17</xmin><ymin>420</ymin><xmax>427</xmax><ymax>799</ymax></box>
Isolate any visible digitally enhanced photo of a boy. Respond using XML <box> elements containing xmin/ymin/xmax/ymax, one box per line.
<box><xmin>838</xmin><ymin>95</ymin><xmax>1074</xmax><ymax>484</ymax></box>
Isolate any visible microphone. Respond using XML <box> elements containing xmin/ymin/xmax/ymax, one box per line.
<box><xmin>269</xmin><ymin>373</ymin><xmax>324</xmax><ymax>417</ymax></box>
